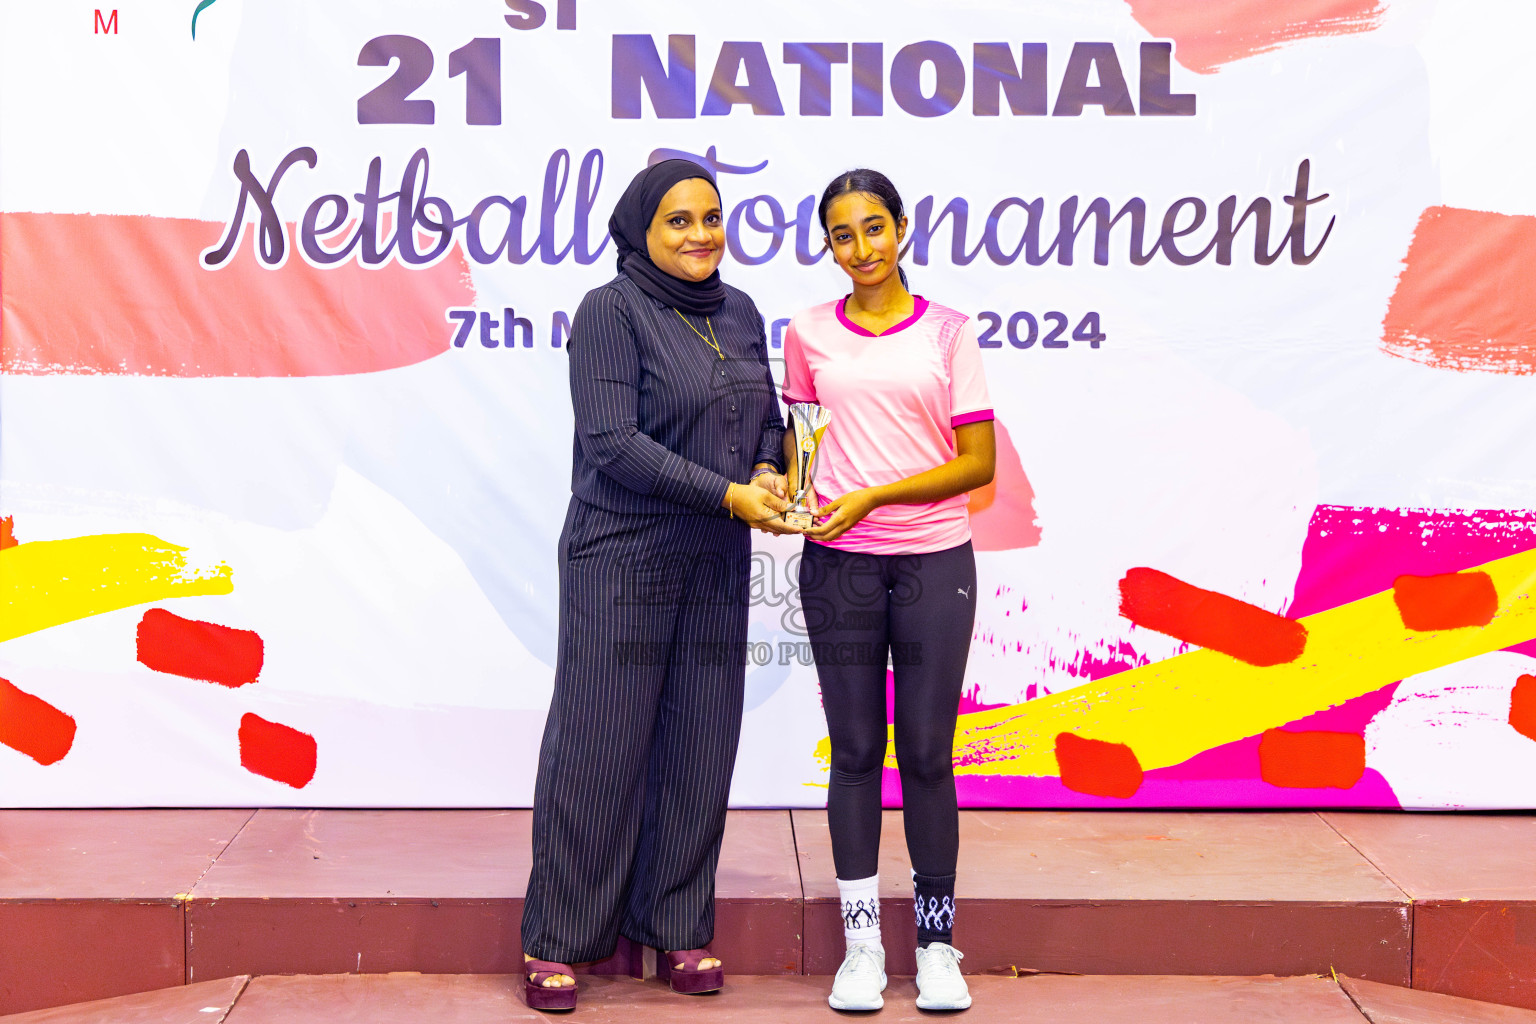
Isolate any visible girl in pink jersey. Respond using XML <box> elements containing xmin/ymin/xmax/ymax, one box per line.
<box><xmin>782</xmin><ymin>169</ymin><xmax>996</xmax><ymax>1012</ymax></box>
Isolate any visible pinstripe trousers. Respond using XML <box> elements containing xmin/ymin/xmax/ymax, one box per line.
<box><xmin>521</xmin><ymin>498</ymin><xmax>750</xmax><ymax>963</ymax></box>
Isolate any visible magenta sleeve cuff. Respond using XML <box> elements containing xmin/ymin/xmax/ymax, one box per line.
<box><xmin>950</xmin><ymin>408</ymin><xmax>995</xmax><ymax>428</ymax></box>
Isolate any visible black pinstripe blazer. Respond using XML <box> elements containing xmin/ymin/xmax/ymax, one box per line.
<box><xmin>567</xmin><ymin>275</ymin><xmax>786</xmax><ymax>516</ymax></box>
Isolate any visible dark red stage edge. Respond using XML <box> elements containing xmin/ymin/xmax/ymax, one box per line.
<box><xmin>0</xmin><ymin>676</ymin><xmax>76</xmax><ymax>765</ymax></box>
<box><xmin>0</xmin><ymin>515</ymin><xmax>16</xmax><ymax>549</ymax></box>
<box><xmin>1055</xmin><ymin>732</ymin><xmax>1144</xmax><ymax>798</ymax></box>
<box><xmin>1259</xmin><ymin>730</ymin><xmax>1366</xmax><ymax>789</ymax></box>
<box><xmin>1511</xmin><ymin>674</ymin><xmax>1536</xmax><ymax>742</ymax></box>
<box><xmin>1118</xmin><ymin>566</ymin><xmax>1308</xmax><ymax>666</ymax></box>
<box><xmin>136</xmin><ymin>608</ymin><xmax>264</xmax><ymax>687</ymax></box>
<box><xmin>238</xmin><ymin>714</ymin><xmax>317</xmax><ymax>788</ymax></box>
<box><xmin>1392</xmin><ymin>571</ymin><xmax>1499</xmax><ymax>631</ymax></box>
<box><xmin>1324</xmin><ymin>812</ymin><xmax>1536</xmax><ymax>1011</ymax></box>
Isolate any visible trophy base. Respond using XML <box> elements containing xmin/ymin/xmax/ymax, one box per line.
<box><xmin>783</xmin><ymin>509</ymin><xmax>813</xmax><ymax>529</ymax></box>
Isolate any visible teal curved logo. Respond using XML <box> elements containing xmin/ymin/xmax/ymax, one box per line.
<box><xmin>191</xmin><ymin>0</ymin><xmax>222</xmax><ymax>40</ymax></box>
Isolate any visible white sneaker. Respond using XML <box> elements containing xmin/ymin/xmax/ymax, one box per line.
<box><xmin>828</xmin><ymin>942</ymin><xmax>887</xmax><ymax>1010</ymax></box>
<box><xmin>915</xmin><ymin>943</ymin><xmax>971</xmax><ymax>1010</ymax></box>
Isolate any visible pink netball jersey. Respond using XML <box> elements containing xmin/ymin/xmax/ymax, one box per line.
<box><xmin>781</xmin><ymin>296</ymin><xmax>994</xmax><ymax>555</ymax></box>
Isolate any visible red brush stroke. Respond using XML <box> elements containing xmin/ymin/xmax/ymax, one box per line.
<box><xmin>238</xmin><ymin>713</ymin><xmax>317</xmax><ymax>788</ymax></box>
<box><xmin>1055</xmin><ymin>732</ymin><xmax>1144</xmax><ymax>798</ymax></box>
<box><xmin>1510</xmin><ymin>675</ymin><xmax>1536</xmax><ymax>743</ymax></box>
<box><xmin>1258</xmin><ymin>729</ymin><xmax>1366</xmax><ymax>789</ymax></box>
<box><xmin>1119</xmin><ymin>567</ymin><xmax>1308</xmax><ymax>666</ymax></box>
<box><xmin>0</xmin><ymin>677</ymin><xmax>77</xmax><ymax>766</ymax></box>
<box><xmin>136</xmin><ymin>608</ymin><xmax>264</xmax><ymax>687</ymax></box>
<box><xmin>1381</xmin><ymin>207</ymin><xmax>1536</xmax><ymax>375</ymax></box>
<box><xmin>968</xmin><ymin>419</ymin><xmax>1041</xmax><ymax>552</ymax></box>
<box><xmin>0</xmin><ymin>516</ymin><xmax>15</xmax><ymax>550</ymax></box>
<box><xmin>0</xmin><ymin>213</ymin><xmax>472</xmax><ymax>377</ymax></box>
<box><xmin>1392</xmin><ymin>571</ymin><xmax>1498</xmax><ymax>631</ymax></box>
<box><xmin>1125</xmin><ymin>0</ymin><xmax>1384</xmax><ymax>75</ymax></box>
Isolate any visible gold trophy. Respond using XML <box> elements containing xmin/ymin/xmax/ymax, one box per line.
<box><xmin>784</xmin><ymin>403</ymin><xmax>832</xmax><ymax>529</ymax></box>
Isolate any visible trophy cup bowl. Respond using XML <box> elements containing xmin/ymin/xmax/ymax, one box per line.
<box><xmin>784</xmin><ymin>403</ymin><xmax>832</xmax><ymax>529</ymax></box>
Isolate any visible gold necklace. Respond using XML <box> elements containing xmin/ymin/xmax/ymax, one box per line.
<box><xmin>673</xmin><ymin>308</ymin><xmax>724</xmax><ymax>360</ymax></box>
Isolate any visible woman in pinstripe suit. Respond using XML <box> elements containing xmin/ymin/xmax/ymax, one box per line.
<box><xmin>520</xmin><ymin>159</ymin><xmax>802</xmax><ymax>1011</ymax></box>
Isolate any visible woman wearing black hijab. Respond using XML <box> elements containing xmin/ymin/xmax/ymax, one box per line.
<box><xmin>520</xmin><ymin>159</ymin><xmax>800</xmax><ymax>1010</ymax></box>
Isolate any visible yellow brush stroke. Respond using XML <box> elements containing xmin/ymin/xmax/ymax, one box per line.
<box><xmin>816</xmin><ymin>547</ymin><xmax>1536</xmax><ymax>777</ymax></box>
<box><xmin>0</xmin><ymin>533</ymin><xmax>233</xmax><ymax>642</ymax></box>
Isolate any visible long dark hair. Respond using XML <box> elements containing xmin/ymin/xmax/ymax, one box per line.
<box><xmin>817</xmin><ymin>168</ymin><xmax>910</xmax><ymax>290</ymax></box>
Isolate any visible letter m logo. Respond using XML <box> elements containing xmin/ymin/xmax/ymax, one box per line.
<box><xmin>94</xmin><ymin>9</ymin><xmax>118</xmax><ymax>33</ymax></box>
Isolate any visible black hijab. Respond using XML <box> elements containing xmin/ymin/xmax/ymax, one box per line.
<box><xmin>608</xmin><ymin>159</ymin><xmax>727</xmax><ymax>316</ymax></box>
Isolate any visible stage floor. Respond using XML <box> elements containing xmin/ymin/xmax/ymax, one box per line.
<box><xmin>7</xmin><ymin>972</ymin><xmax>1536</xmax><ymax>1024</ymax></box>
<box><xmin>1</xmin><ymin>809</ymin><xmax>1534</xmax><ymax>1016</ymax></box>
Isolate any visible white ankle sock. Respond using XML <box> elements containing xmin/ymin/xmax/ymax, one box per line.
<box><xmin>837</xmin><ymin>875</ymin><xmax>882</xmax><ymax>948</ymax></box>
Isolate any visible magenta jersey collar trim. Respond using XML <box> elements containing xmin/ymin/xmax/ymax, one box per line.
<box><xmin>835</xmin><ymin>294</ymin><xmax>930</xmax><ymax>337</ymax></box>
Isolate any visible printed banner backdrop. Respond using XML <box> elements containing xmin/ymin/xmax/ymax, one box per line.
<box><xmin>3</xmin><ymin>0</ymin><xmax>1536</xmax><ymax>808</ymax></box>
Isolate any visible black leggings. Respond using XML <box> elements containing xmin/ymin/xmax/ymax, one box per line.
<box><xmin>798</xmin><ymin>540</ymin><xmax>977</xmax><ymax>880</ymax></box>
